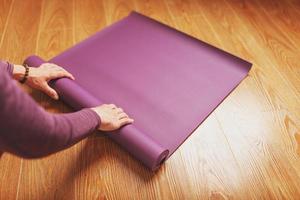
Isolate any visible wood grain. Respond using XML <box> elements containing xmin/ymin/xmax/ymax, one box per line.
<box><xmin>0</xmin><ymin>0</ymin><xmax>42</xmax><ymax>199</ymax></box>
<box><xmin>0</xmin><ymin>0</ymin><xmax>300</xmax><ymax>199</ymax></box>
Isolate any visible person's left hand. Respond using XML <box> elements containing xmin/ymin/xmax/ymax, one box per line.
<box><xmin>26</xmin><ymin>63</ymin><xmax>75</xmax><ymax>100</ymax></box>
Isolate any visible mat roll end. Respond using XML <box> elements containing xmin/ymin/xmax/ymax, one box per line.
<box><xmin>151</xmin><ymin>149</ymin><xmax>169</xmax><ymax>171</ymax></box>
<box><xmin>24</xmin><ymin>55</ymin><xmax>45</xmax><ymax>67</ymax></box>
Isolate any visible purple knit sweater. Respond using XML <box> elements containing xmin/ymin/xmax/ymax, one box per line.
<box><xmin>0</xmin><ymin>61</ymin><xmax>101</xmax><ymax>158</ymax></box>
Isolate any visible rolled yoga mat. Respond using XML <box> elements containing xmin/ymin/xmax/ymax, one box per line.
<box><xmin>24</xmin><ymin>11</ymin><xmax>252</xmax><ymax>171</ymax></box>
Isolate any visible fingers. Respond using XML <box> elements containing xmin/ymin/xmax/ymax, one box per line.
<box><xmin>116</xmin><ymin>107</ymin><xmax>124</xmax><ymax>113</ymax></box>
<box><xmin>49</xmin><ymin>70</ymin><xmax>75</xmax><ymax>81</ymax></box>
<box><xmin>57</xmin><ymin>69</ymin><xmax>75</xmax><ymax>80</ymax></box>
<box><xmin>42</xmin><ymin>83</ymin><xmax>59</xmax><ymax>100</ymax></box>
<box><xmin>107</xmin><ymin>104</ymin><xmax>134</xmax><ymax>125</ymax></box>
<box><xmin>117</xmin><ymin>110</ymin><xmax>134</xmax><ymax>127</ymax></box>
<box><xmin>108</xmin><ymin>104</ymin><xmax>117</xmax><ymax>108</ymax></box>
<box><xmin>118</xmin><ymin>112</ymin><xmax>128</xmax><ymax>119</ymax></box>
<box><xmin>111</xmin><ymin>105</ymin><xmax>132</xmax><ymax>122</ymax></box>
<box><xmin>119</xmin><ymin>117</ymin><xmax>134</xmax><ymax>126</ymax></box>
<box><xmin>43</xmin><ymin>63</ymin><xmax>75</xmax><ymax>80</ymax></box>
<box><xmin>96</xmin><ymin>103</ymin><xmax>134</xmax><ymax>131</ymax></box>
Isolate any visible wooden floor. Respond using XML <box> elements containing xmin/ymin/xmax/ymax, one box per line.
<box><xmin>0</xmin><ymin>0</ymin><xmax>300</xmax><ymax>199</ymax></box>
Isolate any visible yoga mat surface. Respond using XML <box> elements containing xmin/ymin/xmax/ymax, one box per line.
<box><xmin>25</xmin><ymin>11</ymin><xmax>252</xmax><ymax>170</ymax></box>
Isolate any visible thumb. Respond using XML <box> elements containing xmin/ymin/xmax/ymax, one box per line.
<box><xmin>42</xmin><ymin>84</ymin><xmax>59</xmax><ymax>100</ymax></box>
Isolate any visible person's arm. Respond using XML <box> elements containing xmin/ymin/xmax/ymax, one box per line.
<box><xmin>14</xmin><ymin>63</ymin><xmax>75</xmax><ymax>100</ymax></box>
<box><xmin>0</xmin><ymin>64</ymin><xmax>100</xmax><ymax>158</ymax></box>
<box><xmin>0</xmin><ymin>62</ymin><xmax>133</xmax><ymax>158</ymax></box>
<box><xmin>0</xmin><ymin>60</ymin><xmax>14</xmax><ymax>75</ymax></box>
<box><xmin>1</xmin><ymin>59</ymin><xmax>75</xmax><ymax>100</ymax></box>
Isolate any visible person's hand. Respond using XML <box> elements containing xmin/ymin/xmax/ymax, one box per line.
<box><xmin>26</xmin><ymin>63</ymin><xmax>75</xmax><ymax>100</ymax></box>
<box><xmin>91</xmin><ymin>104</ymin><xmax>134</xmax><ymax>132</ymax></box>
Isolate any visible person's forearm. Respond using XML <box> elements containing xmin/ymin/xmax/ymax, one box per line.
<box><xmin>0</xmin><ymin>60</ymin><xmax>14</xmax><ymax>76</ymax></box>
<box><xmin>0</xmin><ymin>60</ymin><xmax>26</xmax><ymax>80</ymax></box>
<box><xmin>12</xmin><ymin>64</ymin><xmax>26</xmax><ymax>81</ymax></box>
<box><xmin>43</xmin><ymin>109</ymin><xmax>101</xmax><ymax>156</ymax></box>
<box><xmin>0</xmin><ymin>65</ymin><xmax>101</xmax><ymax>158</ymax></box>
<box><xmin>14</xmin><ymin>108</ymin><xmax>101</xmax><ymax>158</ymax></box>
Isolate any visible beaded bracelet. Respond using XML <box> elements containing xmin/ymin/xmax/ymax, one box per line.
<box><xmin>19</xmin><ymin>64</ymin><xmax>29</xmax><ymax>84</ymax></box>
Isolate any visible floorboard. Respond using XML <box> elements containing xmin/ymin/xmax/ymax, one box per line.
<box><xmin>0</xmin><ymin>0</ymin><xmax>299</xmax><ymax>199</ymax></box>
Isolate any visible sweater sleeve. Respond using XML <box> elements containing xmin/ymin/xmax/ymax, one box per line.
<box><xmin>0</xmin><ymin>60</ymin><xmax>14</xmax><ymax>76</ymax></box>
<box><xmin>0</xmin><ymin>62</ymin><xmax>101</xmax><ymax>158</ymax></box>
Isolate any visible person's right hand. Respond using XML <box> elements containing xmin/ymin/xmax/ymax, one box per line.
<box><xmin>13</xmin><ymin>63</ymin><xmax>75</xmax><ymax>100</ymax></box>
<box><xmin>91</xmin><ymin>104</ymin><xmax>134</xmax><ymax>132</ymax></box>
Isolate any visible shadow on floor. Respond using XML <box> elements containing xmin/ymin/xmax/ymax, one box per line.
<box><xmin>45</xmin><ymin>135</ymin><xmax>167</xmax><ymax>199</ymax></box>
<box><xmin>26</xmin><ymin>90</ymin><xmax>167</xmax><ymax>199</ymax></box>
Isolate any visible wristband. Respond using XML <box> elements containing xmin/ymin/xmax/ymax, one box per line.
<box><xmin>19</xmin><ymin>64</ymin><xmax>29</xmax><ymax>84</ymax></box>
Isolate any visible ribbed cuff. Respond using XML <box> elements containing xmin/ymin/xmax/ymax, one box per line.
<box><xmin>83</xmin><ymin>108</ymin><xmax>102</xmax><ymax>128</ymax></box>
<box><xmin>0</xmin><ymin>60</ymin><xmax>14</xmax><ymax>77</ymax></box>
<box><xmin>6</xmin><ymin>62</ymin><xmax>14</xmax><ymax>77</ymax></box>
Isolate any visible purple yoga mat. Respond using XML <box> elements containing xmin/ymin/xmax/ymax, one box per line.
<box><xmin>25</xmin><ymin>11</ymin><xmax>252</xmax><ymax>170</ymax></box>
